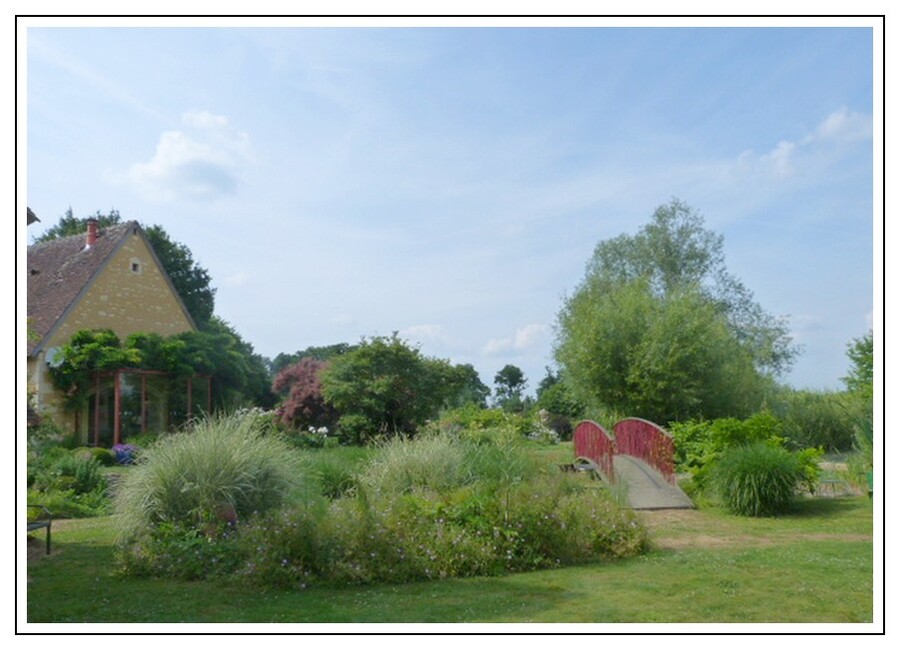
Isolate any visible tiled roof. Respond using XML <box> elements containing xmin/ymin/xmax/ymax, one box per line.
<box><xmin>27</xmin><ymin>222</ymin><xmax>137</xmax><ymax>355</ymax></box>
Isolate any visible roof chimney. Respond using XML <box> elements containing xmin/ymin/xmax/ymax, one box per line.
<box><xmin>85</xmin><ymin>219</ymin><xmax>98</xmax><ymax>249</ymax></box>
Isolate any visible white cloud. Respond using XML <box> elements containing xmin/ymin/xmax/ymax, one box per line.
<box><xmin>809</xmin><ymin>107</ymin><xmax>873</xmax><ymax>144</ymax></box>
<box><xmin>743</xmin><ymin>108</ymin><xmax>872</xmax><ymax>182</ymax></box>
<box><xmin>483</xmin><ymin>323</ymin><xmax>550</xmax><ymax>356</ymax></box>
<box><xmin>221</xmin><ymin>271</ymin><xmax>250</xmax><ymax>287</ymax></box>
<box><xmin>400</xmin><ymin>323</ymin><xmax>450</xmax><ymax>346</ymax></box>
<box><xmin>329</xmin><ymin>314</ymin><xmax>357</xmax><ymax>327</ymax></box>
<box><xmin>761</xmin><ymin>140</ymin><xmax>797</xmax><ymax>179</ymax></box>
<box><xmin>118</xmin><ymin>110</ymin><xmax>253</xmax><ymax>202</ymax></box>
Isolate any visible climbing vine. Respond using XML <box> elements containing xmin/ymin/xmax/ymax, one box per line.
<box><xmin>48</xmin><ymin>325</ymin><xmax>271</xmax><ymax>413</ymax></box>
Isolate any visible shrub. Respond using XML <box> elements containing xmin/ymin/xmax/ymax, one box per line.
<box><xmin>712</xmin><ymin>443</ymin><xmax>807</xmax><ymax>516</ymax></box>
<box><xmin>114</xmin><ymin>413</ymin><xmax>310</xmax><ymax>541</ymax></box>
<box><xmin>775</xmin><ymin>389</ymin><xmax>857</xmax><ymax>451</ymax></box>
<box><xmin>117</xmin><ymin>521</ymin><xmax>243</xmax><ymax>580</ymax></box>
<box><xmin>670</xmin><ymin>411</ymin><xmax>787</xmax><ymax>490</ymax></box>
<box><xmin>30</xmin><ymin>449</ymin><xmax>107</xmax><ymax>495</ymax></box>
<box><xmin>90</xmin><ymin>447</ymin><xmax>116</xmax><ymax>466</ymax></box>
<box><xmin>239</xmin><ymin>473</ymin><xmax>646</xmax><ymax>587</ymax></box>
<box><xmin>112</xmin><ymin>443</ymin><xmax>139</xmax><ymax>465</ymax></box>
<box><xmin>437</xmin><ymin>405</ymin><xmax>531</xmax><ymax>439</ymax></box>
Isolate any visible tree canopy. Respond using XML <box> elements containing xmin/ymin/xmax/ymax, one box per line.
<box><xmin>554</xmin><ymin>200</ymin><xmax>790</xmax><ymax>423</ymax></box>
<box><xmin>842</xmin><ymin>330</ymin><xmax>873</xmax><ymax>397</ymax></box>
<box><xmin>493</xmin><ymin>364</ymin><xmax>528</xmax><ymax>412</ymax></box>
<box><xmin>319</xmin><ymin>334</ymin><xmax>463</xmax><ymax>443</ymax></box>
<box><xmin>583</xmin><ymin>199</ymin><xmax>797</xmax><ymax>376</ymax></box>
<box><xmin>271</xmin><ymin>357</ymin><xmax>336</xmax><ymax>430</ymax></box>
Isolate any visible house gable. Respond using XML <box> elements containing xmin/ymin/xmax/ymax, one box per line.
<box><xmin>28</xmin><ymin>221</ymin><xmax>196</xmax><ymax>355</ymax></box>
<box><xmin>27</xmin><ymin>222</ymin><xmax>198</xmax><ymax>427</ymax></box>
<box><xmin>45</xmin><ymin>230</ymin><xmax>196</xmax><ymax>350</ymax></box>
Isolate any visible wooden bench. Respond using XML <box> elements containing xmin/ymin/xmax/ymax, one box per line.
<box><xmin>27</xmin><ymin>504</ymin><xmax>52</xmax><ymax>555</ymax></box>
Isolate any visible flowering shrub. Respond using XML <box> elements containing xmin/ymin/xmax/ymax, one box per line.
<box><xmin>236</xmin><ymin>472</ymin><xmax>647</xmax><ymax>587</ymax></box>
<box><xmin>112</xmin><ymin>443</ymin><xmax>139</xmax><ymax>465</ymax></box>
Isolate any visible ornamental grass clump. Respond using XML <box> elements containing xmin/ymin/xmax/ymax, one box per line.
<box><xmin>712</xmin><ymin>442</ymin><xmax>806</xmax><ymax>516</ymax></box>
<box><xmin>114</xmin><ymin>412</ymin><xmax>310</xmax><ymax>541</ymax></box>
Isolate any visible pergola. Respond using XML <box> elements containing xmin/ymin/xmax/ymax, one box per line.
<box><xmin>82</xmin><ymin>368</ymin><xmax>212</xmax><ymax>446</ymax></box>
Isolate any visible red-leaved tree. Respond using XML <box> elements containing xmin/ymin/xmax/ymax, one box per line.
<box><xmin>272</xmin><ymin>358</ymin><xmax>337</xmax><ymax>430</ymax></box>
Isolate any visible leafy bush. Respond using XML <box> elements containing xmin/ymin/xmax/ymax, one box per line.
<box><xmin>712</xmin><ymin>443</ymin><xmax>808</xmax><ymax>516</ymax></box>
<box><xmin>29</xmin><ymin>449</ymin><xmax>107</xmax><ymax>495</ymax></box>
<box><xmin>117</xmin><ymin>521</ymin><xmax>243</xmax><ymax>580</ymax></box>
<box><xmin>26</xmin><ymin>485</ymin><xmax>111</xmax><ymax>518</ymax></box>
<box><xmin>114</xmin><ymin>413</ymin><xmax>310</xmax><ymax>541</ymax></box>
<box><xmin>437</xmin><ymin>405</ymin><xmax>531</xmax><ymax>440</ymax></box>
<box><xmin>90</xmin><ymin>447</ymin><xmax>116</xmax><ymax>466</ymax></box>
<box><xmin>774</xmin><ymin>389</ymin><xmax>857</xmax><ymax>451</ymax></box>
<box><xmin>670</xmin><ymin>411</ymin><xmax>787</xmax><ymax>490</ymax></box>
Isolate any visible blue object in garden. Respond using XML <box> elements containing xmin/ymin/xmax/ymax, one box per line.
<box><xmin>112</xmin><ymin>443</ymin><xmax>138</xmax><ymax>465</ymax></box>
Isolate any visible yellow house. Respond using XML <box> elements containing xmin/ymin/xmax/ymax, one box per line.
<box><xmin>27</xmin><ymin>219</ymin><xmax>202</xmax><ymax>444</ymax></box>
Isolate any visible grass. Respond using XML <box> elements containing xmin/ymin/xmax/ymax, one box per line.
<box><xmin>26</xmin><ymin>494</ymin><xmax>874</xmax><ymax>625</ymax></box>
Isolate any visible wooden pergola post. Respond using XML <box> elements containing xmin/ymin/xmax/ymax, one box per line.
<box><xmin>141</xmin><ymin>373</ymin><xmax>148</xmax><ymax>434</ymax></box>
<box><xmin>113</xmin><ymin>370</ymin><xmax>122</xmax><ymax>446</ymax></box>
<box><xmin>187</xmin><ymin>377</ymin><xmax>193</xmax><ymax>421</ymax></box>
<box><xmin>93</xmin><ymin>374</ymin><xmax>101</xmax><ymax>447</ymax></box>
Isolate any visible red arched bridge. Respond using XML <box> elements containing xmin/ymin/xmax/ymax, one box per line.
<box><xmin>572</xmin><ymin>418</ymin><xmax>693</xmax><ymax>510</ymax></box>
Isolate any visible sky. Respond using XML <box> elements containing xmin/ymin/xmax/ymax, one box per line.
<box><xmin>21</xmin><ymin>17</ymin><xmax>880</xmax><ymax>397</ymax></box>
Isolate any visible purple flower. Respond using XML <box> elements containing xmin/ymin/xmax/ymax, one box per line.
<box><xmin>112</xmin><ymin>443</ymin><xmax>138</xmax><ymax>465</ymax></box>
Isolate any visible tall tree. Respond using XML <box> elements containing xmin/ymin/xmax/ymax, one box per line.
<box><xmin>446</xmin><ymin>363</ymin><xmax>491</xmax><ymax>409</ymax></box>
<box><xmin>843</xmin><ymin>330</ymin><xmax>874</xmax><ymax>397</ymax></box>
<box><xmin>319</xmin><ymin>334</ymin><xmax>457</xmax><ymax>443</ymax></box>
<box><xmin>555</xmin><ymin>200</ymin><xmax>789</xmax><ymax>423</ymax></box>
<box><xmin>31</xmin><ymin>207</ymin><xmax>121</xmax><ymax>242</ymax></box>
<box><xmin>143</xmin><ymin>225</ymin><xmax>216</xmax><ymax>328</ymax></box>
<box><xmin>270</xmin><ymin>343</ymin><xmax>354</xmax><ymax>376</ymax></box>
<box><xmin>584</xmin><ymin>199</ymin><xmax>797</xmax><ymax>375</ymax></box>
<box><xmin>493</xmin><ymin>364</ymin><xmax>527</xmax><ymax>412</ymax></box>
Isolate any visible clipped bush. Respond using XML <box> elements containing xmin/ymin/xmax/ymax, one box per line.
<box><xmin>712</xmin><ymin>442</ymin><xmax>806</xmax><ymax>516</ymax></box>
<box><xmin>114</xmin><ymin>412</ymin><xmax>310</xmax><ymax>541</ymax></box>
<box><xmin>90</xmin><ymin>447</ymin><xmax>116</xmax><ymax>466</ymax></box>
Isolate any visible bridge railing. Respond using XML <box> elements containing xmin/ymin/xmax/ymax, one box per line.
<box><xmin>573</xmin><ymin>420</ymin><xmax>616</xmax><ymax>481</ymax></box>
<box><xmin>612</xmin><ymin>418</ymin><xmax>676</xmax><ymax>484</ymax></box>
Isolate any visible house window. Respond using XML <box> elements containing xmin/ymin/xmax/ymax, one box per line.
<box><xmin>130</xmin><ymin>258</ymin><xmax>143</xmax><ymax>274</ymax></box>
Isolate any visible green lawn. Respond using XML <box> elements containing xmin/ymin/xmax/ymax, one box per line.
<box><xmin>25</xmin><ymin>495</ymin><xmax>874</xmax><ymax>626</ymax></box>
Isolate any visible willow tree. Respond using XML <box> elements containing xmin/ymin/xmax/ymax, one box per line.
<box><xmin>554</xmin><ymin>200</ymin><xmax>795</xmax><ymax>423</ymax></box>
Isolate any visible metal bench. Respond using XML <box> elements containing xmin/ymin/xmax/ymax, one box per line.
<box><xmin>27</xmin><ymin>504</ymin><xmax>52</xmax><ymax>555</ymax></box>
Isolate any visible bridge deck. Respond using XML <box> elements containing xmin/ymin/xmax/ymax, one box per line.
<box><xmin>612</xmin><ymin>455</ymin><xmax>694</xmax><ymax>510</ymax></box>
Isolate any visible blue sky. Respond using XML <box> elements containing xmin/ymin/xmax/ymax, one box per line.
<box><xmin>22</xmin><ymin>20</ymin><xmax>878</xmax><ymax>396</ymax></box>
